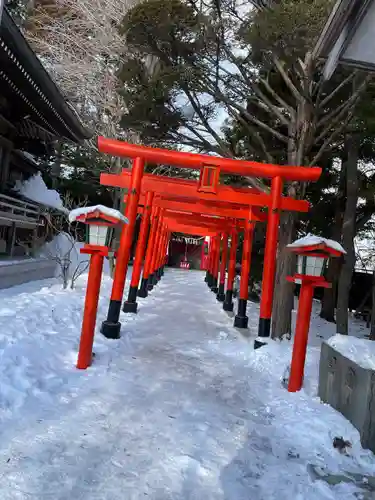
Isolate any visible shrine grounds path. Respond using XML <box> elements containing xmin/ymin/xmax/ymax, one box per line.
<box><xmin>0</xmin><ymin>269</ymin><xmax>372</xmax><ymax>499</ymax></box>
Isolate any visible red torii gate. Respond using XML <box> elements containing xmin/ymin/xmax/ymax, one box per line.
<box><xmin>147</xmin><ymin>194</ymin><xmax>263</xmax><ymax>312</ymax></box>
<box><xmin>100</xmin><ymin>164</ymin><xmax>310</xmax><ymax>332</ymax></box>
<box><xmin>97</xmin><ymin>137</ymin><xmax>321</xmax><ymax>344</ymax></box>
<box><xmin>139</xmin><ymin>208</ymin><xmax>236</xmax><ymax>303</ymax></box>
<box><xmin>162</xmin><ymin>208</ymin><xmax>260</xmax><ymax>311</ymax></box>
<box><xmin>134</xmin><ymin>201</ymin><xmax>246</xmax><ymax>306</ymax></box>
<box><xmin>104</xmin><ymin>177</ymin><xmax>267</xmax><ymax>325</ymax></box>
<box><xmin>101</xmin><ymin>175</ymin><xmax>261</xmax><ymax>318</ymax></box>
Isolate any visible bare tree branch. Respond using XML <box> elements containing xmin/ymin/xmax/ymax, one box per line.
<box><xmin>199</xmin><ymin>75</ymin><xmax>289</xmax><ymax>143</ymax></box>
<box><xmin>319</xmin><ymin>70</ymin><xmax>358</xmax><ymax>108</ymax></box>
<box><xmin>259</xmin><ymin>76</ymin><xmax>296</xmax><ymax>117</ymax></box>
<box><xmin>231</xmin><ymin>109</ymin><xmax>275</xmax><ymax>163</ymax></box>
<box><xmin>315</xmin><ymin>76</ymin><xmax>370</xmax><ymax>145</ymax></box>
<box><xmin>317</xmin><ymin>77</ymin><xmax>368</xmax><ymax>130</ymax></box>
<box><xmin>178</xmin><ymin>88</ymin><xmax>231</xmax><ymax>154</ymax></box>
<box><xmin>25</xmin><ymin>0</ymin><xmax>137</xmax><ymax>147</ymax></box>
<box><xmin>309</xmin><ymin>111</ymin><xmax>355</xmax><ymax>167</ymax></box>
<box><xmin>248</xmin><ymin>91</ymin><xmax>290</xmax><ymax>126</ymax></box>
<box><xmin>272</xmin><ymin>55</ymin><xmax>304</xmax><ymax>104</ymax></box>
<box><xmin>206</xmin><ymin>49</ymin><xmax>291</xmax><ymax>126</ymax></box>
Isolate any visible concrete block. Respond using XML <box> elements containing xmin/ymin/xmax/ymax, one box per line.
<box><xmin>319</xmin><ymin>336</ymin><xmax>375</xmax><ymax>453</ymax></box>
<box><xmin>0</xmin><ymin>258</ymin><xmax>56</xmax><ymax>289</ymax></box>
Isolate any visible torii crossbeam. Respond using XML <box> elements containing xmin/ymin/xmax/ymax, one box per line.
<box><xmin>101</xmin><ymin>171</ymin><xmax>310</xmax><ymax>212</ymax></box>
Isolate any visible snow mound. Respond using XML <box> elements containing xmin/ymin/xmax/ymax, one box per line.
<box><xmin>287</xmin><ymin>234</ymin><xmax>346</xmax><ymax>254</ymax></box>
<box><xmin>14</xmin><ymin>172</ymin><xmax>67</xmax><ymax>213</ymax></box>
<box><xmin>39</xmin><ymin>232</ymin><xmax>86</xmax><ymax>277</ymax></box>
<box><xmin>39</xmin><ymin>232</ymin><xmax>110</xmax><ymax>277</ymax></box>
<box><xmin>69</xmin><ymin>205</ymin><xmax>128</xmax><ymax>224</ymax></box>
<box><xmin>326</xmin><ymin>334</ymin><xmax>375</xmax><ymax>370</ymax></box>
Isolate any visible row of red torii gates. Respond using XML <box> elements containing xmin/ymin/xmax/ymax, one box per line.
<box><xmin>97</xmin><ymin>137</ymin><xmax>321</xmax><ymax>347</ymax></box>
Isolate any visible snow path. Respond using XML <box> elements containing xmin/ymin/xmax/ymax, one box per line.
<box><xmin>0</xmin><ymin>270</ymin><xmax>374</xmax><ymax>499</ymax></box>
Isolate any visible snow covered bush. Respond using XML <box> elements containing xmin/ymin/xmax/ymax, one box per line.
<box><xmin>40</xmin><ymin>232</ymin><xmax>88</xmax><ymax>289</ymax></box>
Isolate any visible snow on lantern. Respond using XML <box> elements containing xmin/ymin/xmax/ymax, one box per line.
<box><xmin>288</xmin><ymin>234</ymin><xmax>345</xmax><ymax>279</ymax></box>
<box><xmin>285</xmin><ymin>234</ymin><xmax>345</xmax><ymax>393</ymax></box>
<box><xmin>69</xmin><ymin>205</ymin><xmax>128</xmax><ymax>249</ymax></box>
<box><xmin>69</xmin><ymin>205</ymin><xmax>128</xmax><ymax>370</ymax></box>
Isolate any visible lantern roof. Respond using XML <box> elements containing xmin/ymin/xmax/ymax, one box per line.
<box><xmin>69</xmin><ymin>205</ymin><xmax>128</xmax><ymax>225</ymax></box>
<box><xmin>287</xmin><ymin>234</ymin><xmax>346</xmax><ymax>257</ymax></box>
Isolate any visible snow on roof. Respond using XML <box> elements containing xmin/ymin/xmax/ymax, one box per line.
<box><xmin>20</xmin><ymin>150</ymin><xmax>37</xmax><ymax>163</ymax></box>
<box><xmin>14</xmin><ymin>172</ymin><xmax>68</xmax><ymax>214</ymax></box>
<box><xmin>69</xmin><ymin>205</ymin><xmax>128</xmax><ymax>224</ymax></box>
<box><xmin>287</xmin><ymin>234</ymin><xmax>346</xmax><ymax>254</ymax></box>
<box><xmin>326</xmin><ymin>334</ymin><xmax>375</xmax><ymax>370</ymax></box>
<box><xmin>355</xmin><ymin>234</ymin><xmax>375</xmax><ymax>271</ymax></box>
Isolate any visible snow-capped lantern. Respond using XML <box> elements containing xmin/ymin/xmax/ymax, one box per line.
<box><xmin>285</xmin><ymin>235</ymin><xmax>346</xmax><ymax>394</ymax></box>
<box><xmin>68</xmin><ymin>206</ymin><xmax>128</xmax><ymax>371</ymax></box>
<box><xmin>287</xmin><ymin>235</ymin><xmax>345</xmax><ymax>279</ymax></box>
<box><xmin>69</xmin><ymin>205</ymin><xmax>128</xmax><ymax>249</ymax></box>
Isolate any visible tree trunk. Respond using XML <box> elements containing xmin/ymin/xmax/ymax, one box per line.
<box><xmin>320</xmin><ymin>166</ymin><xmax>345</xmax><ymax>322</ymax></box>
<box><xmin>370</xmin><ymin>269</ymin><xmax>375</xmax><ymax>340</ymax></box>
<box><xmin>271</xmin><ymin>117</ymin><xmax>300</xmax><ymax>339</ymax></box>
<box><xmin>271</xmin><ymin>211</ymin><xmax>296</xmax><ymax>339</ymax></box>
<box><xmin>336</xmin><ymin>135</ymin><xmax>359</xmax><ymax>335</ymax></box>
<box><xmin>320</xmin><ymin>257</ymin><xmax>341</xmax><ymax>322</ymax></box>
<box><xmin>270</xmin><ymin>54</ymin><xmax>314</xmax><ymax>339</ymax></box>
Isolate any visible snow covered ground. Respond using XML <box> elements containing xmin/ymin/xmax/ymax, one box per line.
<box><xmin>0</xmin><ymin>269</ymin><xmax>374</xmax><ymax>499</ymax></box>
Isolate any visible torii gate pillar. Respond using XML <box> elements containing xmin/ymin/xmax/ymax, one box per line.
<box><xmin>101</xmin><ymin>157</ymin><xmax>145</xmax><ymax>339</ymax></box>
<box><xmin>256</xmin><ymin>176</ymin><xmax>283</xmax><ymax>347</ymax></box>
